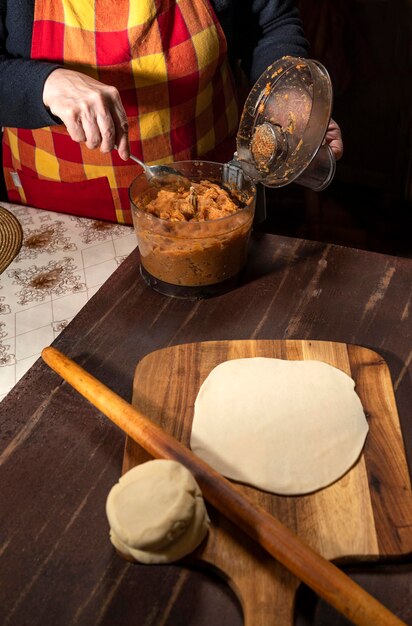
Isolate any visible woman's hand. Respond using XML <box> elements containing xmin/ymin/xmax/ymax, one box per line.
<box><xmin>43</xmin><ymin>68</ymin><xmax>130</xmax><ymax>160</ymax></box>
<box><xmin>325</xmin><ymin>118</ymin><xmax>343</xmax><ymax>161</ymax></box>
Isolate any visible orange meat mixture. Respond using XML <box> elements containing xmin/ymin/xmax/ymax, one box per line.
<box><xmin>142</xmin><ymin>180</ymin><xmax>242</xmax><ymax>222</ymax></box>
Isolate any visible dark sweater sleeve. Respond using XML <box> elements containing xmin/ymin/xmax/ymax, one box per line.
<box><xmin>0</xmin><ymin>0</ymin><xmax>60</xmax><ymax>128</ymax></box>
<box><xmin>243</xmin><ymin>0</ymin><xmax>309</xmax><ymax>82</ymax></box>
<box><xmin>235</xmin><ymin>0</ymin><xmax>309</xmax><ymax>83</ymax></box>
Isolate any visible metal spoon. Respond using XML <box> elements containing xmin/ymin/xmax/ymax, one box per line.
<box><xmin>116</xmin><ymin>145</ymin><xmax>191</xmax><ymax>189</ymax></box>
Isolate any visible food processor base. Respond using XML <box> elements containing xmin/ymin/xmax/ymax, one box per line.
<box><xmin>140</xmin><ymin>265</ymin><xmax>244</xmax><ymax>299</ymax></box>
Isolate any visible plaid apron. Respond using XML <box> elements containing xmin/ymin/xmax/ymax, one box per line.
<box><xmin>3</xmin><ymin>0</ymin><xmax>238</xmax><ymax>223</ymax></box>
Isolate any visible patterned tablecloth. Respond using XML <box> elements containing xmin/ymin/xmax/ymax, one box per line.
<box><xmin>0</xmin><ymin>202</ymin><xmax>136</xmax><ymax>401</ymax></box>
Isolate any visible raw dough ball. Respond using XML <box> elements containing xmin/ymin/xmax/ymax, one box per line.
<box><xmin>190</xmin><ymin>358</ymin><xmax>369</xmax><ymax>495</ymax></box>
<box><xmin>106</xmin><ymin>459</ymin><xmax>210</xmax><ymax>563</ymax></box>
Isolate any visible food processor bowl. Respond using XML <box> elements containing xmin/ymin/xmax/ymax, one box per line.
<box><xmin>129</xmin><ymin>161</ymin><xmax>256</xmax><ymax>299</ymax></box>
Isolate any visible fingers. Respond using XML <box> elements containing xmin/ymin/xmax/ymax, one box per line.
<box><xmin>111</xmin><ymin>96</ymin><xmax>130</xmax><ymax>161</ymax></box>
<box><xmin>328</xmin><ymin>137</ymin><xmax>344</xmax><ymax>161</ymax></box>
<box><xmin>95</xmin><ymin>85</ymin><xmax>129</xmax><ymax>158</ymax></box>
<box><xmin>81</xmin><ymin>110</ymin><xmax>104</xmax><ymax>151</ymax></box>
<box><xmin>115</xmin><ymin>127</ymin><xmax>130</xmax><ymax>161</ymax></box>
<box><xmin>64</xmin><ymin>115</ymin><xmax>87</xmax><ymax>144</ymax></box>
<box><xmin>43</xmin><ymin>69</ymin><xmax>129</xmax><ymax>158</ymax></box>
<box><xmin>81</xmin><ymin>88</ymin><xmax>128</xmax><ymax>156</ymax></box>
<box><xmin>325</xmin><ymin>118</ymin><xmax>344</xmax><ymax>161</ymax></box>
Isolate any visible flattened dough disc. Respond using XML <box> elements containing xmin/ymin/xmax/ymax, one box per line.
<box><xmin>190</xmin><ymin>358</ymin><xmax>369</xmax><ymax>495</ymax></box>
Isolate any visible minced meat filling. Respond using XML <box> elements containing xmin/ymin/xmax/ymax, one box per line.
<box><xmin>143</xmin><ymin>180</ymin><xmax>241</xmax><ymax>222</ymax></box>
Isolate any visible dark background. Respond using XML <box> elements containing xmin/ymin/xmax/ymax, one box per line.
<box><xmin>262</xmin><ymin>0</ymin><xmax>412</xmax><ymax>257</ymax></box>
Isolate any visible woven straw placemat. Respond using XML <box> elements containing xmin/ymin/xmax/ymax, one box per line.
<box><xmin>0</xmin><ymin>205</ymin><xmax>23</xmax><ymax>273</ymax></box>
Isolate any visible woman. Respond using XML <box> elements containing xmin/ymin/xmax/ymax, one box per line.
<box><xmin>0</xmin><ymin>0</ymin><xmax>341</xmax><ymax>223</ymax></box>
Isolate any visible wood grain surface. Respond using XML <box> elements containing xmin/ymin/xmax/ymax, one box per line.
<box><xmin>1</xmin><ymin>234</ymin><xmax>412</xmax><ymax>625</ymax></box>
<box><xmin>124</xmin><ymin>339</ymin><xmax>412</xmax><ymax>626</ymax></box>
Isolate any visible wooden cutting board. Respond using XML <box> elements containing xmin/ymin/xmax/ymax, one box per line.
<box><xmin>123</xmin><ymin>339</ymin><xmax>412</xmax><ymax>626</ymax></box>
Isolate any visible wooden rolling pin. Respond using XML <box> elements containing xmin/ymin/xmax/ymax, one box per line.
<box><xmin>41</xmin><ymin>346</ymin><xmax>406</xmax><ymax>626</ymax></box>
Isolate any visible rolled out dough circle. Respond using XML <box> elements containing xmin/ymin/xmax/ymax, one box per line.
<box><xmin>190</xmin><ymin>358</ymin><xmax>369</xmax><ymax>495</ymax></box>
<box><xmin>106</xmin><ymin>459</ymin><xmax>210</xmax><ymax>564</ymax></box>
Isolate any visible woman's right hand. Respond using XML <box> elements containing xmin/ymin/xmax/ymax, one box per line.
<box><xmin>43</xmin><ymin>68</ymin><xmax>130</xmax><ymax>160</ymax></box>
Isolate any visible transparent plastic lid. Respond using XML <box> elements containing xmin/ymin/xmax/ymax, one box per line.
<box><xmin>236</xmin><ymin>56</ymin><xmax>335</xmax><ymax>190</ymax></box>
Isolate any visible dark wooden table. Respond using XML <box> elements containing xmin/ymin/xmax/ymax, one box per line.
<box><xmin>1</xmin><ymin>231</ymin><xmax>412</xmax><ymax>626</ymax></box>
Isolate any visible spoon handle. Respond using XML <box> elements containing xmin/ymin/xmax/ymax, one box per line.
<box><xmin>114</xmin><ymin>144</ymin><xmax>146</xmax><ymax>171</ymax></box>
<box><xmin>127</xmin><ymin>152</ymin><xmax>145</xmax><ymax>168</ymax></box>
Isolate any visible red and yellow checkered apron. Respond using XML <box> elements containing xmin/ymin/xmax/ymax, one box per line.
<box><xmin>2</xmin><ymin>0</ymin><xmax>238</xmax><ymax>223</ymax></box>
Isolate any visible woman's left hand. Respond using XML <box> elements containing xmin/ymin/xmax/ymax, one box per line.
<box><xmin>325</xmin><ymin>118</ymin><xmax>343</xmax><ymax>160</ymax></box>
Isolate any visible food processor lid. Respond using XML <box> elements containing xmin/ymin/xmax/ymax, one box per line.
<box><xmin>235</xmin><ymin>56</ymin><xmax>333</xmax><ymax>187</ymax></box>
